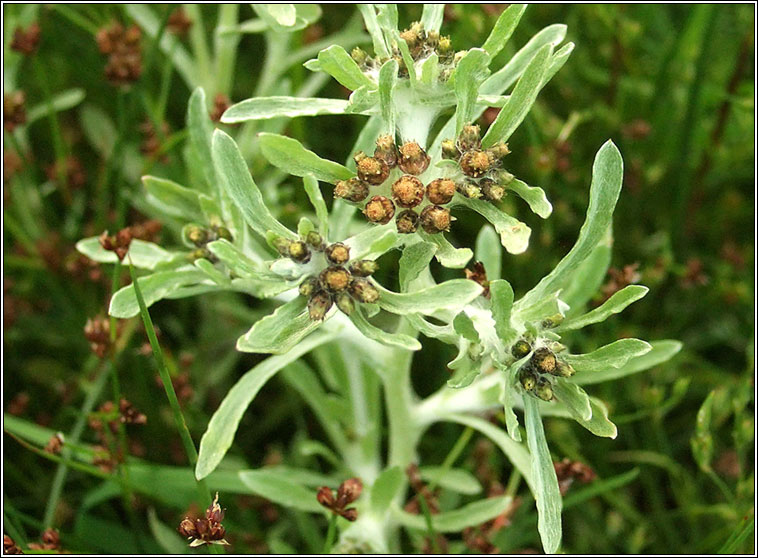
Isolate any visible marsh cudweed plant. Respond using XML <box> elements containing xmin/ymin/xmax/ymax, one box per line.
<box><xmin>78</xmin><ymin>5</ymin><xmax>682</xmax><ymax>553</ymax></box>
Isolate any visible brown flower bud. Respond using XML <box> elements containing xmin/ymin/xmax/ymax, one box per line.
<box><xmin>214</xmin><ymin>226</ymin><xmax>233</xmax><ymax>242</ymax></box>
<box><xmin>335</xmin><ymin>292</ymin><xmax>355</xmax><ymax>315</ymax></box>
<box><xmin>44</xmin><ymin>433</ymin><xmax>64</xmax><ymax>455</ymax></box>
<box><xmin>349</xmin><ymin>260</ymin><xmax>378</xmax><ymax>277</ymax></box>
<box><xmin>308</xmin><ymin>291</ymin><xmax>333</xmax><ymax>321</ymax></box>
<box><xmin>10</xmin><ymin>22</ymin><xmax>41</xmax><ymax>55</ymax></box>
<box><xmin>480</xmin><ymin>178</ymin><xmax>505</xmax><ymax>202</ymax></box>
<box><xmin>299</xmin><ymin>276</ymin><xmax>318</xmax><ymax>297</ymax></box>
<box><xmin>355</xmin><ymin>152</ymin><xmax>390</xmax><ymax>185</ymax></box>
<box><xmin>337</xmin><ymin>477</ymin><xmax>363</xmax><ymax>506</ymax></box>
<box><xmin>552</xmin><ymin>361</ymin><xmax>575</xmax><ymax>378</ymax></box>
<box><xmin>460</xmin><ymin>150</ymin><xmax>495</xmax><ymax>178</ymax></box>
<box><xmin>271</xmin><ymin>236</ymin><xmax>292</xmax><ymax>256</ymax></box>
<box><xmin>535</xmin><ymin>377</ymin><xmax>554</xmax><ymax>401</ymax></box>
<box><xmin>531</xmin><ymin>348</ymin><xmax>557</xmax><ymax>375</ymax></box>
<box><xmin>391</xmin><ymin>175</ymin><xmax>425</xmax><ymax>208</ymax></box>
<box><xmin>398</xmin><ymin>142</ymin><xmax>430</xmax><ymax>175</ymax></box>
<box><xmin>185</xmin><ymin>225</ymin><xmax>208</xmax><ymax>247</ymax></box>
<box><xmin>396</xmin><ymin>209</ymin><xmax>419</xmax><ymax>234</ymax></box>
<box><xmin>317</xmin><ymin>486</ymin><xmax>335</xmax><ymax>508</ymax></box>
<box><xmin>319</xmin><ymin>266</ymin><xmax>351</xmax><ymax>292</ymax></box>
<box><xmin>325</xmin><ymin>242</ymin><xmax>350</xmax><ymax>265</ymax></box>
<box><xmin>335</xmin><ymin>177</ymin><xmax>370</xmax><ymax>202</ymax></box>
<box><xmin>374</xmin><ymin>134</ymin><xmax>398</xmax><ymax>168</ymax></box>
<box><xmin>167</xmin><ymin>8</ymin><xmax>193</xmax><ymax>37</ymax></box>
<box><xmin>458</xmin><ymin>124</ymin><xmax>481</xmax><ymax>152</ymax></box>
<box><xmin>426</xmin><ymin>178</ymin><xmax>456</xmax><ymax>205</ymax></box>
<box><xmin>363</xmin><ymin>196</ymin><xmax>395</xmax><ymax>225</ymax></box>
<box><xmin>487</xmin><ymin>142</ymin><xmax>510</xmax><ymax>160</ymax></box>
<box><xmin>341</xmin><ymin>508</ymin><xmax>359</xmax><ymax>522</ymax></box>
<box><xmin>349</xmin><ymin>278</ymin><xmax>379</xmax><ymax>303</ymax></box>
<box><xmin>288</xmin><ymin>240</ymin><xmax>311</xmax><ymax>263</ymax></box>
<box><xmin>419</xmin><ymin>205</ymin><xmax>451</xmax><ymax>234</ymax></box>
<box><xmin>441</xmin><ymin>139</ymin><xmax>460</xmax><ymax>160</ymax></box>
<box><xmin>178</xmin><ymin>517</ymin><xmax>197</xmax><ymax>538</ymax></box>
<box><xmin>519</xmin><ymin>367</ymin><xmax>537</xmax><ymax>391</ymax></box>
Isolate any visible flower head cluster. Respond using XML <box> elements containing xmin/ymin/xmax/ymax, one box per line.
<box><xmin>178</xmin><ymin>493</ymin><xmax>229</xmax><ymax>547</ymax></box>
<box><xmin>184</xmin><ymin>224</ymin><xmax>233</xmax><ymax>262</ymax></box>
<box><xmin>273</xmin><ymin>232</ymin><xmax>379</xmax><ymax>321</ymax></box>
<box><xmin>96</xmin><ymin>22</ymin><xmax>142</xmax><ymax>86</ymax></box>
<box><xmin>10</xmin><ymin>22</ymin><xmax>41</xmax><ymax>55</ymax></box>
<box><xmin>442</xmin><ymin>123</ymin><xmax>513</xmax><ymax>203</ymax></box>
<box><xmin>351</xmin><ymin>21</ymin><xmax>456</xmax><ymax>80</ymax></box>
<box><xmin>336</xmin><ymin>136</ymin><xmax>455</xmax><ymax>235</ymax></box>
<box><xmin>511</xmin><ymin>335</ymin><xmax>575</xmax><ymax>402</ymax></box>
<box><xmin>316</xmin><ymin>478</ymin><xmax>363</xmax><ymax>521</ymax></box>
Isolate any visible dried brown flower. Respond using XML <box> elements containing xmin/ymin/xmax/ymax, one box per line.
<box><xmin>11</xmin><ymin>22</ymin><xmax>41</xmax><ymax>55</ymax></box>
<box><xmin>363</xmin><ymin>195</ymin><xmax>395</xmax><ymax>224</ymax></box>
<box><xmin>4</xmin><ymin>91</ymin><xmax>27</xmax><ymax>132</ymax></box>
<box><xmin>554</xmin><ymin>458</ymin><xmax>597</xmax><ymax>496</ymax></box>
<box><xmin>44</xmin><ymin>433</ymin><xmax>65</xmax><ymax>455</ymax></box>
<box><xmin>178</xmin><ymin>493</ymin><xmax>229</xmax><ymax>547</ymax></box>
<box><xmin>335</xmin><ymin>178</ymin><xmax>369</xmax><ymax>202</ymax></box>
<box><xmin>4</xmin><ymin>534</ymin><xmax>23</xmax><ymax>554</ymax></box>
<box><xmin>397</xmin><ymin>141</ymin><xmax>430</xmax><ymax>175</ymax></box>
<box><xmin>419</xmin><ymin>205</ymin><xmax>451</xmax><ymax>234</ymax></box>
<box><xmin>84</xmin><ymin>316</ymin><xmax>113</xmax><ymax>358</ymax></box>
<box><xmin>391</xmin><ymin>175</ymin><xmax>425</xmax><ymax>208</ymax></box>
<box><xmin>98</xmin><ymin>228</ymin><xmax>133</xmax><ymax>261</ymax></box>
<box><xmin>28</xmin><ymin>529</ymin><xmax>60</xmax><ymax>551</ymax></box>
<box><xmin>96</xmin><ymin>23</ymin><xmax>142</xmax><ymax>86</ymax></box>
<box><xmin>465</xmin><ymin>261</ymin><xmax>490</xmax><ymax>298</ymax></box>
<box><xmin>316</xmin><ymin>478</ymin><xmax>363</xmax><ymax>521</ymax></box>
<box><xmin>167</xmin><ymin>8</ymin><xmax>193</xmax><ymax>36</ymax></box>
<box><xmin>210</xmin><ymin>93</ymin><xmax>231</xmax><ymax>123</ymax></box>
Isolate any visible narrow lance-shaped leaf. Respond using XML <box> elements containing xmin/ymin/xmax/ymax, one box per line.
<box><xmin>475</xmin><ymin>225</ymin><xmax>502</xmax><ymax>280</ymax></box>
<box><xmin>523</xmin><ymin>395</ymin><xmax>563</xmax><ymax>554</ymax></box>
<box><xmin>375</xmin><ymin>280</ymin><xmax>483</xmax><ymax>316</ymax></box>
<box><xmin>398</xmin><ymin>241</ymin><xmax>437</xmax><ymax>290</ymax></box>
<box><xmin>418</xmin><ymin>230</ymin><xmax>473</xmax><ymax>269</ymax></box>
<box><xmin>258</xmin><ymin>132</ymin><xmax>353</xmax><ymax>184</ymax></box>
<box><xmin>221</xmin><ymin>97</ymin><xmax>349</xmax><ymax>123</ymax></box>
<box><xmin>420</xmin><ymin>4</ymin><xmax>445</xmax><ymax>33</ymax></box>
<box><xmin>691</xmin><ymin>391</ymin><xmax>715</xmax><ymax>472</ymax></box>
<box><xmin>187</xmin><ymin>87</ymin><xmax>216</xmax><ymax>190</ymax></box>
<box><xmin>517</xmin><ymin>140</ymin><xmax>623</xmax><ymax>310</ymax></box>
<box><xmin>76</xmin><ymin>238</ymin><xmax>179</xmax><ymax>270</ymax></box>
<box><xmin>498</xmin><ymin>361</ymin><xmax>524</xmax><ymax>442</ymax></box>
<box><xmin>142</xmin><ymin>176</ymin><xmax>204</xmax><ymax>221</ymax></box>
<box><xmin>482</xmin><ymin>4</ymin><xmax>527</xmax><ymax>57</ymax></box>
<box><xmin>206</xmin><ymin>239</ymin><xmax>267</xmax><ymax>277</ymax></box>
<box><xmin>357</xmin><ymin>5</ymin><xmax>390</xmax><ymax>58</ymax></box>
<box><xmin>420</xmin><ymin>52</ymin><xmax>439</xmax><ymax>85</ymax></box>
<box><xmin>349</xmin><ymin>307</ymin><xmax>422</xmax><ymax>351</ymax></box>
<box><xmin>575</xmin><ymin>340</ymin><xmax>682</xmax><ymax>385</ymax></box>
<box><xmin>195</xmin><ymin>329</ymin><xmax>336</xmax><ymax>479</ymax></box>
<box><xmin>559</xmin><ymin>229</ymin><xmax>612</xmax><ymax>313</ymax></box>
<box><xmin>552</xmin><ymin>379</ymin><xmax>592</xmax><ymax>421</ymax></box>
<box><xmin>236</xmin><ymin>297</ymin><xmax>325</xmax><ymax>354</ymax></box>
<box><xmin>454</xmin><ymin>195</ymin><xmax>531</xmax><ymax>254</ymax></box>
<box><xmin>303</xmin><ymin>174</ymin><xmax>329</xmax><ymax>238</ymax></box>
<box><xmin>317</xmin><ymin>45</ymin><xmax>375</xmax><ymax>91</ymax></box>
<box><xmin>419</xmin><ymin>467</ymin><xmax>482</xmax><ymax>495</ymax></box>
<box><xmin>238</xmin><ymin>470</ymin><xmax>323</xmax><ymax>513</ymax></box>
<box><xmin>212</xmin><ymin>130</ymin><xmax>296</xmax><ymax>239</ymax></box>
<box><xmin>453</xmin><ymin>48</ymin><xmax>491</xmax><ymax>136</ymax></box>
<box><xmin>508</xmin><ymin>179</ymin><xmax>553</xmax><ymax>219</ymax></box>
<box><xmin>490</xmin><ymin>279</ymin><xmax>517</xmax><ymax>344</ymax></box>
<box><xmin>109</xmin><ymin>269</ymin><xmax>212</xmax><ymax>319</ymax></box>
<box><xmin>26</xmin><ymin>88</ymin><xmax>85</xmax><ymax>125</ymax></box>
<box><xmin>378</xmin><ymin>58</ymin><xmax>398</xmax><ymax>136</ymax></box>
<box><xmin>370</xmin><ymin>466</ymin><xmax>404</xmax><ymax>514</ymax></box>
<box><xmin>573</xmin><ymin>397</ymin><xmax>618</xmax><ymax>439</ymax></box>
<box><xmin>482</xmin><ymin>43</ymin><xmax>552</xmax><ymax>148</ymax></box>
<box><xmin>393</xmin><ymin>496</ymin><xmax>515</xmax><ymax>533</ymax></box>
<box><xmin>566</xmin><ymin>338</ymin><xmax>652</xmax><ymax>373</ymax></box>
<box><xmin>558</xmin><ymin>285</ymin><xmax>649</xmax><ymax>332</ymax></box>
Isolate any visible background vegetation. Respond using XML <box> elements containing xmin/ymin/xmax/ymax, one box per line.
<box><xmin>3</xmin><ymin>4</ymin><xmax>754</xmax><ymax>554</ymax></box>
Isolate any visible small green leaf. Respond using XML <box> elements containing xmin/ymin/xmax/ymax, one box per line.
<box><xmin>453</xmin><ymin>48</ymin><xmax>491</xmax><ymax>136</ymax></box>
<box><xmin>575</xmin><ymin>340</ymin><xmax>682</xmax><ymax>385</ymax></box>
<box><xmin>419</xmin><ymin>466</ymin><xmax>482</xmax><ymax>495</ymax></box>
<box><xmin>419</xmin><ymin>231</ymin><xmax>473</xmax><ymax>268</ymax></box>
<box><xmin>236</xmin><ymin>298</ymin><xmax>326</xmax><ymax>354</ymax></box>
<box><xmin>498</xmin><ymin>363</ymin><xmax>523</xmax><ymax>441</ymax></box>
<box><xmin>238</xmin><ymin>470</ymin><xmax>323</xmax><ymax>513</ymax></box>
<box><xmin>195</xmin><ymin>258</ymin><xmax>230</xmax><ymax>286</ymax></box>
<box><xmin>27</xmin><ymin>88</ymin><xmax>85</xmax><ymax>125</ymax></box>
<box><xmin>517</xmin><ymin>141</ymin><xmax>623</xmax><ymax>310</ymax></box>
<box><xmin>142</xmin><ymin>176</ymin><xmax>204</xmax><ymax>220</ymax></box>
<box><xmin>507</xmin><ymin>179</ymin><xmax>552</xmax><ymax>219</ymax></box>
<box><xmin>206</xmin><ymin>239</ymin><xmax>266</xmax><ymax>277</ymax></box>
<box><xmin>109</xmin><ymin>269</ymin><xmax>212</xmax><ymax>318</ymax></box>
<box><xmin>454</xmin><ymin>196</ymin><xmax>531</xmax><ymax>254</ymax></box>
<box><xmin>475</xmin><ymin>225</ymin><xmax>501</xmax><ymax>280</ymax></box>
<box><xmin>196</xmin><ymin>330</ymin><xmax>335</xmax><ymax>479</ymax></box>
<box><xmin>482</xmin><ymin>43</ymin><xmax>552</xmax><ymax>148</ymax></box>
<box><xmin>220</xmin><ymin>97</ymin><xmax>348</xmax><ymax>122</ymax></box>
<box><xmin>574</xmin><ymin>397</ymin><xmax>618</xmax><ymax>438</ymax></box>
<box><xmin>357</xmin><ymin>5</ymin><xmax>390</xmax><ymax>58</ymax></box>
<box><xmin>482</xmin><ymin>4</ymin><xmax>527</xmax><ymax>57</ymax></box>
<box><xmin>399</xmin><ymin>241</ymin><xmax>437</xmax><ymax>290</ymax></box>
<box><xmin>378</xmin><ymin>58</ymin><xmax>398</xmax><ymax>135</ymax></box>
<box><xmin>393</xmin><ymin>496</ymin><xmax>515</xmax><ymax>533</ymax></box>
<box><xmin>453</xmin><ymin>313</ymin><xmax>479</xmax><ymax>343</ymax></box>
<box><xmin>447</xmin><ymin>358</ymin><xmax>481</xmax><ymax>388</ymax></box>
<box><xmin>344</xmin><ymin>226</ymin><xmax>398</xmax><ymax>260</ymax></box>
<box><xmin>558</xmin><ymin>285</ymin><xmax>648</xmax><ymax>332</ymax></box>
<box><xmin>375</xmin><ymin>280</ymin><xmax>483</xmax><ymax>316</ymax></box>
<box><xmin>420</xmin><ymin>4</ymin><xmax>445</xmax><ymax>33</ymax></box>
<box><xmin>76</xmin><ymin>237</ymin><xmax>179</xmax><ymax>270</ymax></box>
<box><xmin>691</xmin><ymin>391</ymin><xmax>715</xmax><ymax>472</ymax></box>
<box><xmin>257</xmin><ymin>4</ymin><xmax>296</xmax><ymax>27</ymax></box>
<box><xmin>490</xmin><ymin>279</ymin><xmax>517</xmax><ymax>343</ymax></box>
<box><xmin>375</xmin><ymin>4</ymin><xmax>398</xmax><ymax>33</ymax></box>
<box><xmin>258</xmin><ymin>132</ymin><xmax>354</xmax><ymax>184</ymax></box>
<box><xmin>552</xmin><ymin>379</ymin><xmax>592</xmax><ymax>421</ymax></box>
<box><xmin>212</xmin><ymin>129</ymin><xmax>296</xmax><ymax>239</ymax></box>
<box><xmin>187</xmin><ymin>87</ymin><xmax>216</xmax><ymax>190</ymax></box>
<box><xmin>370</xmin><ymin>466</ymin><xmax>404</xmax><ymax>514</ymax></box>
<box><xmin>420</xmin><ymin>52</ymin><xmax>440</xmax><ymax>85</ymax></box>
<box><xmin>317</xmin><ymin>44</ymin><xmax>375</xmax><ymax>90</ymax></box>
<box><xmin>523</xmin><ymin>395</ymin><xmax>563</xmax><ymax>554</ymax></box>
<box><xmin>80</xmin><ymin>105</ymin><xmax>116</xmax><ymax>158</ymax></box>
<box><xmin>566</xmin><ymin>339</ymin><xmax>652</xmax><ymax>373</ymax></box>
<box><xmin>303</xmin><ymin>175</ymin><xmax>329</xmax><ymax>237</ymax></box>
<box><xmin>558</xmin><ymin>231</ymin><xmax>612</xmax><ymax>313</ymax></box>
<box><xmin>350</xmin><ymin>307</ymin><xmax>422</xmax><ymax>351</ymax></box>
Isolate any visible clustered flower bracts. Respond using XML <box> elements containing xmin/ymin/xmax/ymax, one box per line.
<box><xmin>316</xmin><ymin>477</ymin><xmax>363</xmax><ymax>521</ymax></box>
<box><xmin>510</xmin><ymin>324</ymin><xmax>575</xmax><ymax>402</ymax></box>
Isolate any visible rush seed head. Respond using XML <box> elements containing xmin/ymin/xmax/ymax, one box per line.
<box><xmin>460</xmin><ymin>150</ymin><xmax>495</xmax><ymax>178</ymax></box>
<box><xmin>398</xmin><ymin>142</ymin><xmax>430</xmax><ymax>175</ymax></box>
<box><xmin>426</xmin><ymin>178</ymin><xmax>456</xmax><ymax>205</ymax></box>
<box><xmin>396</xmin><ymin>209</ymin><xmax>420</xmax><ymax>234</ymax></box>
<box><xmin>391</xmin><ymin>175</ymin><xmax>425</xmax><ymax>208</ymax></box>
<box><xmin>335</xmin><ymin>178</ymin><xmax>369</xmax><ymax>202</ymax></box>
<box><xmin>349</xmin><ymin>277</ymin><xmax>379</xmax><ymax>303</ymax></box>
<box><xmin>364</xmin><ymin>196</ymin><xmax>395</xmax><ymax>224</ymax></box>
<box><xmin>419</xmin><ymin>205</ymin><xmax>451</xmax><ymax>234</ymax></box>
<box><xmin>325</xmin><ymin>242</ymin><xmax>350</xmax><ymax>265</ymax></box>
<box><xmin>319</xmin><ymin>266</ymin><xmax>351</xmax><ymax>292</ymax></box>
